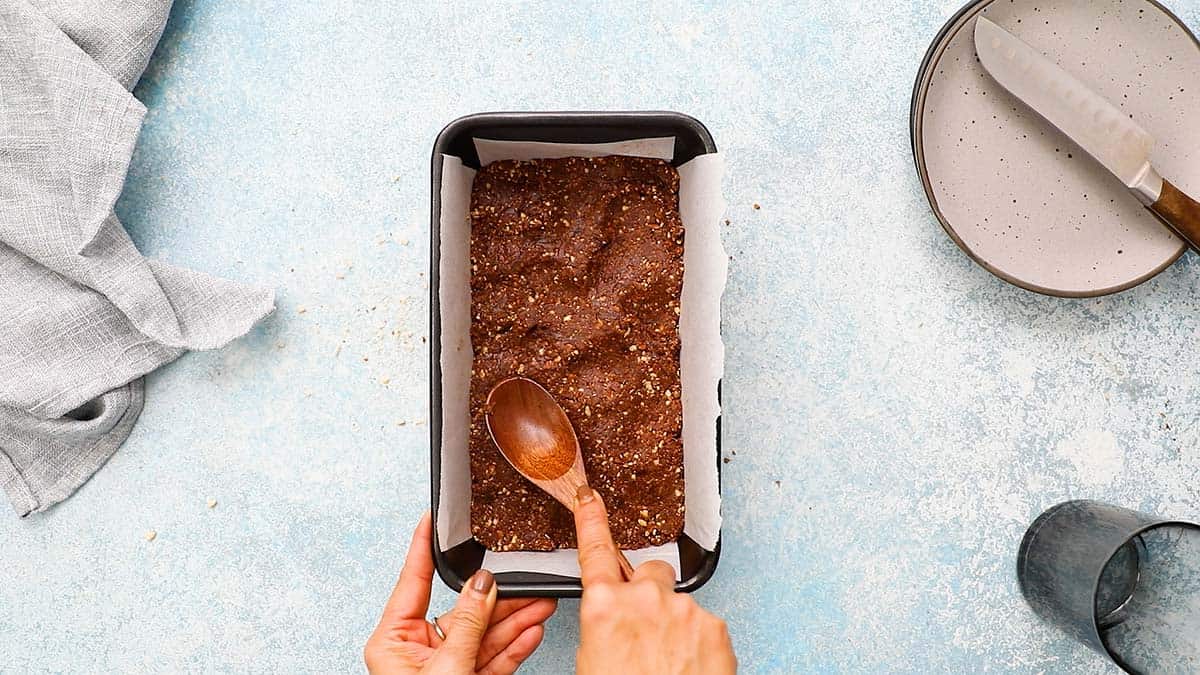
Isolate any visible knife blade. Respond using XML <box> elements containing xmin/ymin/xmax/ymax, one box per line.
<box><xmin>974</xmin><ymin>16</ymin><xmax>1200</xmax><ymax>250</ymax></box>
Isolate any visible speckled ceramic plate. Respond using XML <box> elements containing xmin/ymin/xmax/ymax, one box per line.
<box><xmin>913</xmin><ymin>0</ymin><xmax>1200</xmax><ymax>297</ymax></box>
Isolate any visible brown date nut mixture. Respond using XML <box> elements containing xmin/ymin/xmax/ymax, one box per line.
<box><xmin>468</xmin><ymin>155</ymin><xmax>685</xmax><ymax>551</ymax></box>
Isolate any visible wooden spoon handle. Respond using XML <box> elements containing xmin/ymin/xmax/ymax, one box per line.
<box><xmin>616</xmin><ymin>550</ymin><xmax>636</xmax><ymax>580</ymax></box>
<box><xmin>1149</xmin><ymin>179</ymin><xmax>1200</xmax><ymax>251</ymax></box>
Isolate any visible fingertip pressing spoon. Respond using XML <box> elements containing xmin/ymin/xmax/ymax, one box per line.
<box><xmin>485</xmin><ymin>376</ymin><xmax>636</xmax><ymax>580</ymax></box>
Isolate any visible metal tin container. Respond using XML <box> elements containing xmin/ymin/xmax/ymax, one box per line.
<box><xmin>429</xmin><ymin>112</ymin><xmax>722</xmax><ymax>597</ymax></box>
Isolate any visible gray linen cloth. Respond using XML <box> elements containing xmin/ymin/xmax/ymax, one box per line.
<box><xmin>0</xmin><ymin>0</ymin><xmax>275</xmax><ymax>516</ymax></box>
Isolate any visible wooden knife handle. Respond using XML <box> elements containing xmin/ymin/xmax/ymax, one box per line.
<box><xmin>1149</xmin><ymin>179</ymin><xmax>1200</xmax><ymax>252</ymax></box>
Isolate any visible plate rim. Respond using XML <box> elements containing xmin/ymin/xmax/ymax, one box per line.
<box><xmin>910</xmin><ymin>0</ymin><xmax>1195</xmax><ymax>298</ymax></box>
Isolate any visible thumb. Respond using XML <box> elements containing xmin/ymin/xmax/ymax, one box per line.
<box><xmin>432</xmin><ymin>569</ymin><xmax>497</xmax><ymax>670</ymax></box>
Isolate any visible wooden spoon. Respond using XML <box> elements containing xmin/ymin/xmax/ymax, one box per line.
<box><xmin>484</xmin><ymin>376</ymin><xmax>636</xmax><ymax>580</ymax></box>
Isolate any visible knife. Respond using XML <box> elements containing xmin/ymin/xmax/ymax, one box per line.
<box><xmin>974</xmin><ymin>16</ymin><xmax>1200</xmax><ymax>250</ymax></box>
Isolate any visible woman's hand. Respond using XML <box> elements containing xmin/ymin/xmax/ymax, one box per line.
<box><xmin>365</xmin><ymin>512</ymin><xmax>557</xmax><ymax>674</ymax></box>
<box><xmin>573</xmin><ymin>487</ymin><xmax>736</xmax><ymax>674</ymax></box>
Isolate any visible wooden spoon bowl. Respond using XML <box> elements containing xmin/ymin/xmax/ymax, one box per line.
<box><xmin>485</xmin><ymin>376</ymin><xmax>636</xmax><ymax>579</ymax></box>
<box><xmin>484</xmin><ymin>376</ymin><xmax>587</xmax><ymax>508</ymax></box>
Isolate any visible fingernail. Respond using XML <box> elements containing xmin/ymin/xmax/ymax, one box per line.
<box><xmin>576</xmin><ymin>485</ymin><xmax>595</xmax><ymax>505</ymax></box>
<box><xmin>471</xmin><ymin>569</ymin><xmax>495</xmax><ymax>595</ymax></box>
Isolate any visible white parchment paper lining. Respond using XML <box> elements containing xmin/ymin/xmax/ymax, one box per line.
<box><xmin>438</xmin><ymin>136</ymin><xmax>725</xmax><ymax>580</ymax></box>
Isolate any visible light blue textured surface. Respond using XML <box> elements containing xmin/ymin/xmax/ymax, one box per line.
<box><xmin>4</xmin><ymin>1</ymin><xmax>1200</xmax><ymax>672</ymax></box>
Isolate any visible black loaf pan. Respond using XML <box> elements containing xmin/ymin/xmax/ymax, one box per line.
<box><xmin>429</xmin><ymin>111</ymin><xmax>722</xmax><ymax>598</ymax></box>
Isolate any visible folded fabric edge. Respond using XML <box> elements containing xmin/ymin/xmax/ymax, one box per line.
<box><xmin>27</xmin><ymin>342</ymin><xmax>179</xmax><ymax>421</ymax></box>
<box><xmin>24</xmin><ymin>271</ymin><xmax>275</xmax><ymax>419</ymax></box>
<box><xmin>189</xmin><ymin>284</ymin><xmax>277</xmax><ymax>351</ymax></box>
<box><xmin>0</xmin><ymin>446</ymin><xmax>37</xmax><ymax>517</ymax></box>
<box><xmin>0</xmin><ymin>0</ymin><xmax>150</xmax><ymax>257</ymax></box>
<box><xmin>1</xmin><ymin>380</ymin><xmax>145</xmax><ymax>517</ymax></box>
<box><xmin>145</xmin><ymin>258</ymin><xmax>277</xmax><ymax>351</ymax></box>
